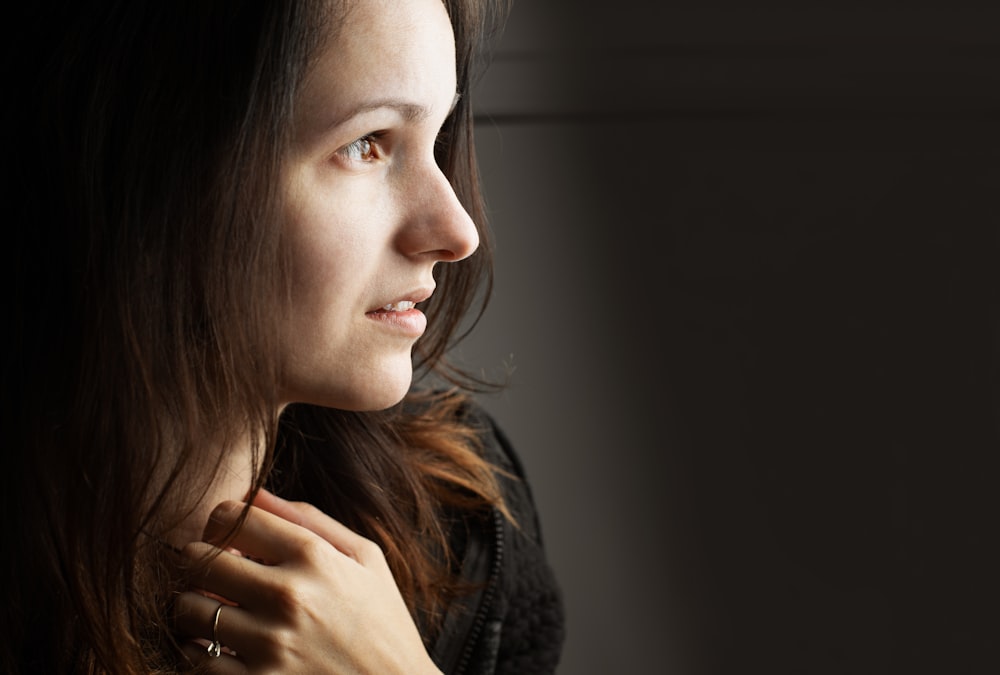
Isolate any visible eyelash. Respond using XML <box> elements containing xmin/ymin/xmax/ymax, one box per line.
<box><xmin>336</xmin><ymin>125</ymin><xmax>449</xmax><ymax>167</ymax></box>
<box><xmin>339</xmin><ymin>133</ymin><xmax>384</xmax><ymax>163</ymax></box>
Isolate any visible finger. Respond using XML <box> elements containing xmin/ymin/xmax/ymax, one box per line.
<box><xmin>215</xmin><ymin>499</ymin><xmax>362</xmax><ymax>567</ymax></box>
<box><xmin>203</xmin><ymin>500</ymin><xmax>313</xmax><ymax>564</ymax></box>
<box><xmin>180</xmin><ymin>544</ymin><xmax>280</xmax><ymax>612</ymax></box>
<box><xmin>173</xmin><ymin>590</ymin><xmax>254</xmax><ymax>659</ymax></box>
<box><xmin>179</xmin><ymin>641</ymin><xmax>247</xmax><ymax>674</ymax></box>
<box><xmin>201</xmin><ymin>501</ymin><xmax>252</xmax><ymax>548</ymax></box>
<box><xmin>186</xmin><ymin>509</ymin><xmax>360</xmax><ymax>608</ymax></box>
<box><xmin>252</xmin><ymin>488</ymin><xmax>383</xmax><ymax>564</ymax></box>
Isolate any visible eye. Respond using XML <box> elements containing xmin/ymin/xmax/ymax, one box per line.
<box><xmin>338</xmin><ymin>134</ymin><xmax>381</xmax><ymax>163</ymax></box>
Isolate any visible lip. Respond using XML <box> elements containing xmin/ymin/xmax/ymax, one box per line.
<box><xmin>367</xmin><ymin>286</ymin><xmax>434</xmax><ymax>314</ymax></box>
<box><xmin>364</xmin><ymin>286</ymin><xmax>434</xmax><ymax>337</ymax></box>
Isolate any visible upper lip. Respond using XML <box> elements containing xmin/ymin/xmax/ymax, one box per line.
<box><xmin>368</xmin><ymin>286</ymin><xmax>434</xmax><ymax>313</ymax></box>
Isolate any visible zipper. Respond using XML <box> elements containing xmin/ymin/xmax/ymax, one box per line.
<box><xmin>454</xmin><ymin>507</ymin><xmax>505</xmax><ymax>675</ymax></box>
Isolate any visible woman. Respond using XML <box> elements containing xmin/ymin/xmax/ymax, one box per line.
<box><xmin>2</xmin><ymin>0</ymin><xmax>564</xmax><ymax>673</ymax></box>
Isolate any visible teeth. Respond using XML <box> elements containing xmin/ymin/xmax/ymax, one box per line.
<box><xmin>381</xmin><ymin>301</ymin><xmax>416</xmax><ymax>311</ymax></box>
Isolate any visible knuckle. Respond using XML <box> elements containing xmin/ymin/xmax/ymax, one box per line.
<box><xmin>179</xmin><ymin>541</ymin><xmax>204</xmax><ymax>559</ymax></box>
<box><xmin>294</xmin><ymin>533</ymin><xmax>331</xmax><ymax>564</ymax></box>
<box><xmin>291</xmin><ymin>500</ymin><xmax>322</xmax><ymax>519</ymax></box>
<box><xmin>263</xmin><ymin>579</ymin><xmax>311</xmax><ymax>621</ymax></box>
<box><xmin>257</xmin><ymin>623</ymin><xmax>291</xmax><ymax>652</ymax></box>
<box><xmin>171</xmin><ymin>592</ymin><xmax>197</xmax><ymax>619</ymax></box>
<box><xmin>178</xmin><ymin>541</ymin><xmax>216</xmax><ymax>571</ymax></box>
<box><xmin>353</xmin><ymin>537</ymin><xmax>385</xmax><ymax>563</ymax></box>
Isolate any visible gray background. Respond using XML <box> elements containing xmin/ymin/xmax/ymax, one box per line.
<box><xmin>461</xmin><ymin>2</ymin><xmax>1000</xmax><ymax>673</ymax></box>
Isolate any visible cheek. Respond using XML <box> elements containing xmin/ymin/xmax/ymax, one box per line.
<box><xmin>280</xmin><ymin>167</ymin><xmax>399</xmax><ymax>331</ymax></box>
<box><xmin>289</xmin><ymin>234</ymin><xmax>349</xmax><ymax>303</ymax></box>
<box><xmin>283</xmin><ymin>194</ymin><xmax>362</xmax><ymax>305</ymax></box>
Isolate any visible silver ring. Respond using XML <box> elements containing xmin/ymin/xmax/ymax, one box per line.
<box><xmin>207</xmin><ymin>603</ymin><xmax>224</xmax><ymax>658</ymax></box>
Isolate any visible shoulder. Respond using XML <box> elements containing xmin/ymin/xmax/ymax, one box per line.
<box><xmin>439</xmin><ymin>395</ymin><xmax>567</xmax><ymax>675</ymax></box>
<box><xmin>455</xmin><ymin>400</ymin><xmax>546</xmax><ymax>547</ymax></box>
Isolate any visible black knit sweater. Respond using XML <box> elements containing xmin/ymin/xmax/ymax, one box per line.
<box><xmin>429</xmin><ymin>407</ymin><xmax>566</xmax><ymax>675</ymax></box>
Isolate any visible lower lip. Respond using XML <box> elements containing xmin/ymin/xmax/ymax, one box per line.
<box><xmin>365</xmin><ymin>308</ymin><xmax>427</xmax><ymax>337</ymax></box>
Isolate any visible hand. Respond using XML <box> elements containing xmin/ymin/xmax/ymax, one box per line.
<box><xmin>173</xmin><ymin>489</ymin><xmax>443</xmax><ymax>674</ymax></box>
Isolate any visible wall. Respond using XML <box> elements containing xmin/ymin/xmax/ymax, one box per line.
<box><xmin>463</xmin><ymin>2</ymin><xmax>1000</xmax><ymax>673</ymax></box>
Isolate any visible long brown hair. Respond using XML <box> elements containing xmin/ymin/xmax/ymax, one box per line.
<box><xmin>1</xmin><ymin>0</ymin><xmax>511</xmax><ymax>672</ymax></box>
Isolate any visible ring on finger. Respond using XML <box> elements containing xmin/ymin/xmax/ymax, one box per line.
<box><xmin>207</xmin><ymin>603</ymin><xmax>224</xmax><ymax>658</ymax></box>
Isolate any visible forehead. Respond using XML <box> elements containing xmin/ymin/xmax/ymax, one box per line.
<box><xmin>295</xmin><ymin>0</ymin><xmax>456</xmax><ymax>131</ymax></box>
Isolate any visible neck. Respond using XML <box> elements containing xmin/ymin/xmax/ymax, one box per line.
<box><xmin>163</xmin><ymin>429</ymin><xmax>262</xmax><ymax>550</ymax></box>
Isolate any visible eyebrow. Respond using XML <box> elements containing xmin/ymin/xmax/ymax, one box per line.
<box><xmin>327</xmin><ymin>92</ymin><xmax>462</xmax><ymax>130</ymax></box>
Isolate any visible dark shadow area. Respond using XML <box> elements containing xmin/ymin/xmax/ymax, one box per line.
<box><xmin>469</xmin><ymin>2</ymin><xmax>1000</xmax><ymax>672</ymax></box>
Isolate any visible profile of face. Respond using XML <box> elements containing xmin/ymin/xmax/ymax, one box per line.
<box><xmin>278</xmin><ymin>0</ymin><xmax>479</xmax><ymax>411</ymax></box>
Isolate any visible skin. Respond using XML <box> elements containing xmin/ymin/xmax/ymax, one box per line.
<box><xmin>173</xmin><ymin>0</ymin><xmax>476</xmax><ymax>671</ymax></box>
<box><xmin>279</xmin><ymin>0</ymin><xmax>478</xmax><ymax>412</ymax></box>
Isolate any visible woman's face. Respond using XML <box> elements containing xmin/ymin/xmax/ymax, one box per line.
<box><xmin>279</xmin><ymin>0</ymin><xmax>478</xmax><ymax>410</ymax></box>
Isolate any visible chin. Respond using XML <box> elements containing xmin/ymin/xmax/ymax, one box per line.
<box><xmin>280</xmin><ymin>351</ymin><xmax>416</xmax><ymax>411</ymax></box>
<box><xmin>359</xmin><ymin>355</ymin><xmax>418</xmax><ymax>410</ymax></box>
<box><xmin>354</xmin><ymin>383</ymin><xmax>412</xmax><ymax>411</ymax></box>
<box><xmin>371</xmin><ymin>375</ymin><xmax>414</xmax><ymax>410</ymax></box>
<box><xmin>291</xmin><ymin>372</ymin><xmax>413</xmax><ymax>412</ymax></box>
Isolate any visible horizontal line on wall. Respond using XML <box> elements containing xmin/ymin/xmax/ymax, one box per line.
<box><xmin>473</xmin><ymin>106</ymin><xmax>1000</xmax><ymax>126</ymax></box>
<box><xmin>486</xmin><ymin>7</ymin><xmax>1000</xmax><ymax>54</ymax></box>
<box><xmin>471</xmin><ymin>47</ymin><xmax>1000</xmax><ymax>121</ymax></box>
<box><xmin>486</xmin><ymin>43</ymin><xmax>1000</xmax><ymax>62</ymax></box>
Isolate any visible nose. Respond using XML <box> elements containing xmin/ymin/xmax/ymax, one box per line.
<box><xmin>396</xmin><ymin>162</ymin><xmax>479</xmax><ymax>263</ymax></box>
